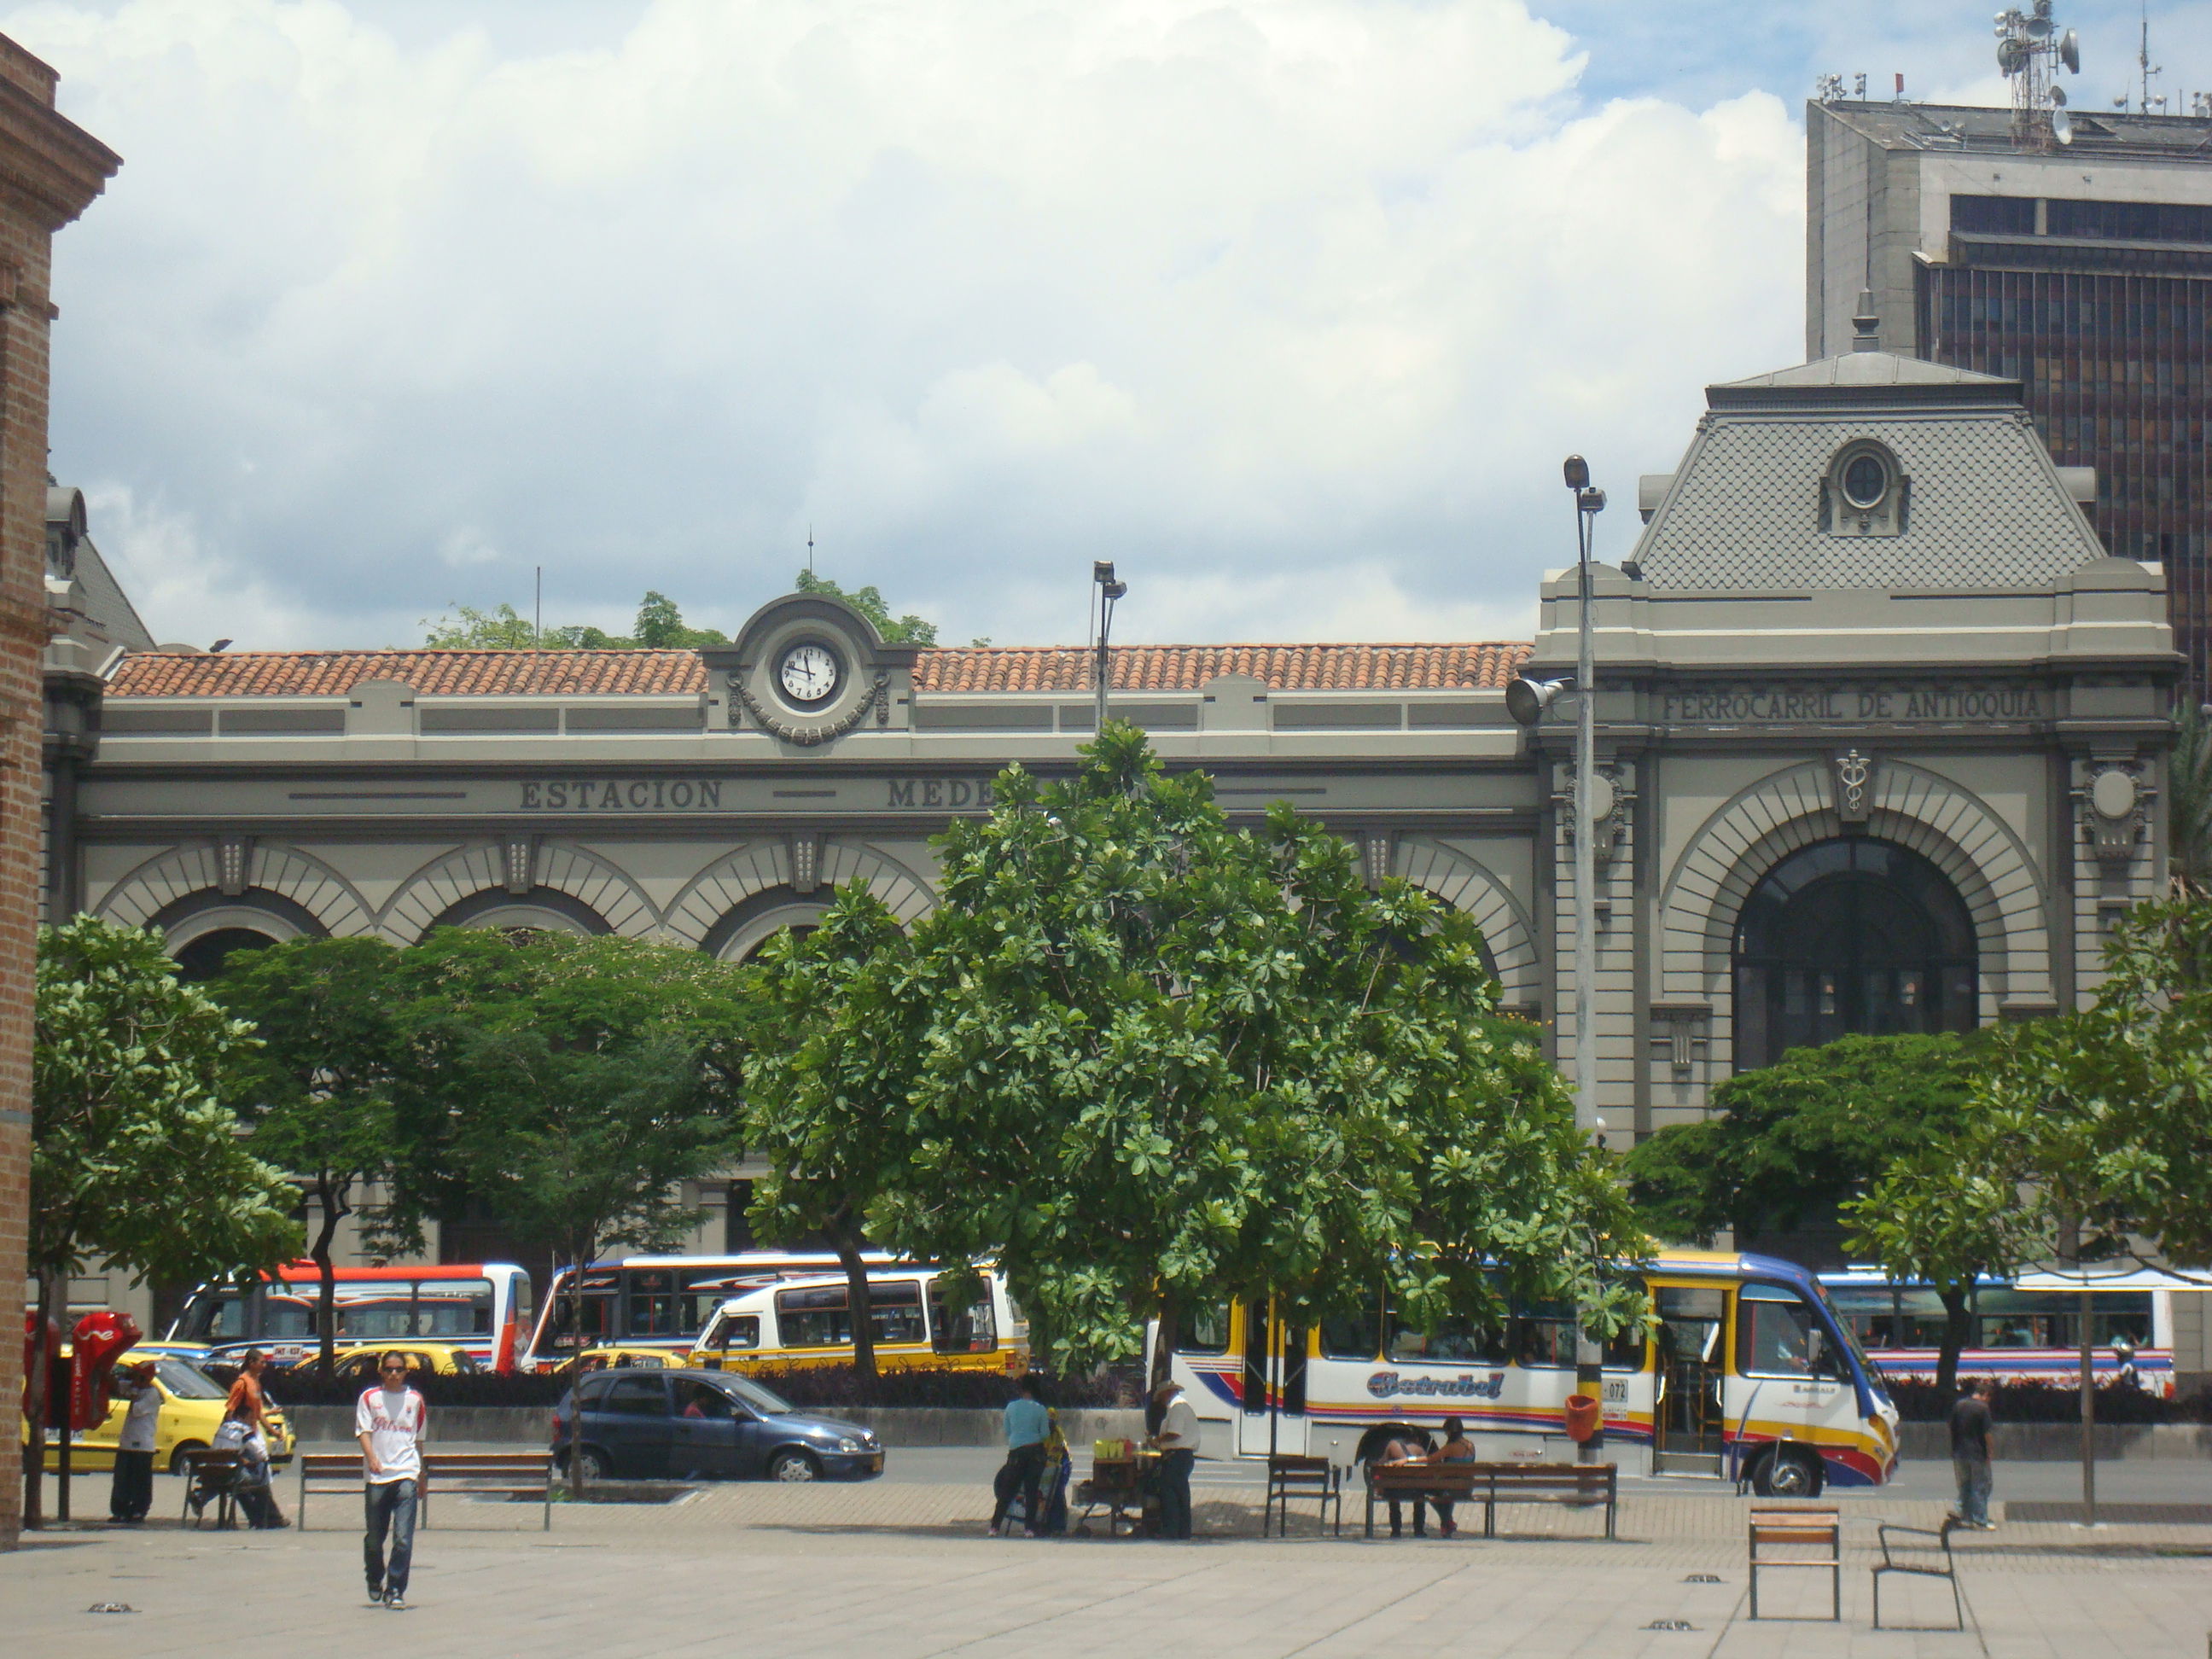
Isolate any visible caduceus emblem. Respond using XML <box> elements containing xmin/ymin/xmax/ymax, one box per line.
<box><xmin>1837</xmin><ymin>749</ymin><xmax>1870</xmax><ymax>816</ymax></box>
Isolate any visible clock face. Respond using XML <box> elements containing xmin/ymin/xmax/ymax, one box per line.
<box><xmin>778</xmin><ymin>642</ymin><xmax>841</xmax><ymax>704</ymax></box>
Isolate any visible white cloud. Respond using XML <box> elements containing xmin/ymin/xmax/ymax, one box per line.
<box><xmin>15</xmin><ymin>0</ymin><xmax>1807</xmax><ymax>650</ymax></box>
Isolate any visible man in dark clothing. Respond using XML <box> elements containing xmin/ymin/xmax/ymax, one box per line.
<box><xmin>1947</xmin><ymin>1378</ymin><xmax>1996</xmax><ymax>1528</ymax></box>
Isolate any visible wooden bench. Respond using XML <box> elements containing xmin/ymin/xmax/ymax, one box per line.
<box><xmin>1871</xmin><ymin>1517</ymin><xmax>1965</xmax><ymax>1631</ymax></box>
<box><xmin>1747</xmin><ymin>1505</ymin><xmax>1840</xmax><ymax>1621</ymax></box>
<box><xmin>296</xmin><ymin>1452</ymin><xmax>553</xmax><ymax>1532</ymax></box>
<box><xmin>1265</xmin><ymin>1454</ymin><xmax>1342</xmax><ymax>1538</ymax></box>
<box><xmin>1364</xmin><ymin>1461</ymin><xmax>1617</xmax><ymax>1540</ymax></box>
<box><xmin>178</xmin><ymin>1447</ymin><xmax>245</xmax><ymax>1529</ymax></box>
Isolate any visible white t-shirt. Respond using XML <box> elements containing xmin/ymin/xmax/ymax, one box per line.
<box><xmin>355</xmin><ymin>1385</ymin><xmax>427</xmax><ymax>1484</ymax></box>
<box><xmin>1157</xmin><ymin>1395</ymin><xmax>1201</xmax><ymax>1452</ymax></box>
<box><xmin>118</xmin><ymin>1381</ymin><xmax>163</xmax><ymax>1453</ymax></box>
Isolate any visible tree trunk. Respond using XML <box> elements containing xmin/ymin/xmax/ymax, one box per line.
<box><xmin>21</xmin><ymin>1269</ymin><xmax>56</xmax><ymax>1528</ymax></box>
<box><xmin>1936</xmin><ymin>1285</ymin><xmax>1970</xmax><ymax>1398</ymax></box>
<box><xmin>834</xmin><ymin>1229</ymin><xmax>878</xmax><ymax>1397</ymax></box>
<box><xmin>312</xmin><ymin>1174</ymin><xmax>346</xmax><ymax>1382</ymax></box>
<box><xmin>1149</xmin><ymin>1288</ymin><xmax>1176</xmax><ymax>1399</ymax></box>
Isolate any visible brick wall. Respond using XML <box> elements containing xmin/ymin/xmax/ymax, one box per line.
<box><xmin>0</xmin><ymin>32</ymin><xmax>115</xmax><ymax>1551</ymax></box>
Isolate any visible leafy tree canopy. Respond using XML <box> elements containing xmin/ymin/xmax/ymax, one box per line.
<box><xmin>793</xmin><ymin>569</ymin><xmax>938</xmax><ymax>645</ymax></box>
<box><xmin>32</xmin><ymin>916</ymin><xmax>301</xmax><ymax>1289</ymax></box>
<box><xmin>1621</xmin><ymin>1031</ymin><xmax>1986</xmax><ymax>1245</ymax></box>
<box><xmin>419</xmin><ymin>579</ymin><xmax>940</xmax><ymax>651</ymax></box>
<box><xmin>745</xmin><ymin>724</ymin><xmax>1644</xmax><ymax>1375</ymax></box>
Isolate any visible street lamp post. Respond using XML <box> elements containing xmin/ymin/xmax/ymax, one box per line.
<box><xmin>1564</xmin><ymin>456</ymin><xmax>1607</xmax><ymax>1458</ymax></box>
<box><xmin>1092</xmin><ymin>561</ymin><xmax>1126</xmax><ymax>736</ymax></box>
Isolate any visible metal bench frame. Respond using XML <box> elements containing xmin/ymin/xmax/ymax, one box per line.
<box><xmin>1265</xmin><ymin>1453</ymin><xmax>1343</xmax><ymax>1537</ymax></box>
<box><xmin>297</xmin><ymin>1451</ymin><xmax>553</xmax><ymax>1532</ymax></box>
<box><xmin>1872</xmin><ymin>1517</ymin><xmax>1965</xmax><ymax>1631</ymax></box>
<box><xmin>1747</xmin><ymin>1505</ymin><xmax>1841</xmax><ymax>1621</ymax></box>
<box><xmin>1363</xmin><ymin>1461</ymin><xmax>1617</xmax><ymax>1540</ymax></box>
<box><xmin>178</xmin><ymin>1447</ymin><xmax>246</xmax><ymax>1530</ymax></box>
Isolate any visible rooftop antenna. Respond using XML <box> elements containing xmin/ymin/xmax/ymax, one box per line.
<box><xmin>1996</xmin><ymin>1</ymin><xmax>2082</xmax><ymax>150</ymax></box>
<box><xmin>2135</xmin><ymin>2</ymin><xmax>2163</xmax><ymax>112</ymax></box>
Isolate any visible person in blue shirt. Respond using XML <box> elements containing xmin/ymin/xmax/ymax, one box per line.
<box><xmin>989</xmin><ymin>1375</ymin><xmax>1051</xmax><ymax>1537</ymax></box>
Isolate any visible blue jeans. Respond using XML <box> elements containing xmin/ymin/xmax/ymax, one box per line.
<box><xmin>364</xmin><ymin>1480</ymin><xmax>418</xmax><ymax>1597</ymax></box>
<box><xmin>1156</xmin><ymin>1449</ymin><xmax>1196</xmax><ymax>1539</ymax></box>
<box><xmin>1953</xmin><ymin>1454</ymin><xmax>1992</xmax><ymax>1526</ymax></box>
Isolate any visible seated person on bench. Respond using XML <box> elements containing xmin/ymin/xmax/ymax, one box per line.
<box><xmin>1426</xmin><ymin>1417</ymin><xmax>1476</xmax><ymax>1539</ymax></box>
<box><xmin>1370</xmin><ymin>1430</ymin><xmax>1434</xmax><ymax>1539</ymax></box>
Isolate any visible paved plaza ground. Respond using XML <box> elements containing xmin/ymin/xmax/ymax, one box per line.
<box><xmin>3</xmin><ymin>1458</ymin><xmax>2207</xmax><ymax>1657</ymax></box>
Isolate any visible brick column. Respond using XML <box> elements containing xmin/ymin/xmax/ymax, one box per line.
<box><xmin>0</xmin><ymin>33</ymin><xmax>116</xmax><ymax>1551</ymax></box>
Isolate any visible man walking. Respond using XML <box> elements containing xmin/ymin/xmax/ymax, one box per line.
<box><xmin>1948</xmin><ymin>1377</ymin><xmax>1996</xmax><ymax>1529</ymax></box>
<box><xmin>358</xmin><ymin>1352</ymin><xmax>428</xmax><ymax>1609</ymax></box>
<box><xmin>108</xmin><ymin>1360</ymin><xmax>160</xmax><ymax>1523</ymax></box>
<box><xmin>988</xmin><ymin>1374</ymin><xmax>1050</xmax><ymax>1537</ymax></box>
<box><xmin>1149</xmin><ymin>1379</ymin><xmax>1200</xmax><ymax>1540</ymax></box>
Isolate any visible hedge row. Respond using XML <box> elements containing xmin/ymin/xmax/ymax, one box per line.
<box><xmin>1883</xmin><ymin>1377</ymin><xmax>2212</xmax><ymax>1424</ymax></box>
<box><xmin>254</xmin><ymin>1362</ymin><xmax>1141</xmax><ymax>1412</ymax></box>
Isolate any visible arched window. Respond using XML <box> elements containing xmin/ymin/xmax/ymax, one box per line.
<box><xmin>1732</xmin><ymin>838</ymin><xmax>1976</xmax><ymax>1071</ymax></box>
<box><xmin>172</xmin><ymin>926</ymin><xmax>282</xmax><ymax>982</ymax></box>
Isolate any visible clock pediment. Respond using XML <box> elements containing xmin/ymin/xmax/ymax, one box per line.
<box><xmin>703</xmin><ymin>590</ymin><xmax>920</xmax><ymax>746</ymax></box>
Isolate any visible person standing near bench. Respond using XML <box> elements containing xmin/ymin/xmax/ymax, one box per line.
<box><xmin>1150</xmin><ymin>1379</ymin><xmax>1200</xmax><ymax>1540</ymax></box>
<box><xmin>358</xmin><ymin>1352</ymin><xmax>428</xmax><ymax>1609</ymax></box>
<box><xmin>1947</xmin><ymin>1377</ymin><xmax>1995</xmax><ymax>1531</ymax></box>
<box><xmin>988</xmin><ymin>1374</ymin><xmax>1050</xmax><ymax>1537</ymax></box>
<box><xmin>108</xmin><ymin>1360</ymin><xmax>160</xmax><ymax>1524</ymax></box>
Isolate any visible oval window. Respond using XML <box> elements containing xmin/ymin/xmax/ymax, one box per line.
<box><xmin>1841</xmin><ymin>453</ymin><xmax>1888</xmax><ymax>509</ymax></box>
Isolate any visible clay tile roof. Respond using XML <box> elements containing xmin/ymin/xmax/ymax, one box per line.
<box><xmin>106</xmin><ymin>649</ymin><xmax>709</xmax><ymax>698</ymax></box>
<box><xmin>911</xmin><ymin>643</ymin><xmax>1530</xmax><ymax>694</ymax></box>
<box><xmin>105</xmin><ymin>641</ymin><xmax>1532</xmax><ymax>699</ymax></box>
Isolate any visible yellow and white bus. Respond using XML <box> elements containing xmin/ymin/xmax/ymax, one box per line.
<box><xmin>690</xmin><ymin>1266</ymin><xmax>1027</xmax><ymax>1377</ymax></box>
<box><xmin>1160</xmin><ymin>1250</ymin><xmax>1899</xmax><ymax>1497</ymax></box>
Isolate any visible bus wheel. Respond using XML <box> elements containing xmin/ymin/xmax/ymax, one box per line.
<box><xmin>1754</xmin><ymin>1447</ymin><xmax>1822</xmax><ymax>1499</ymax></box>
<box><xmin>768</xmin><ymin>1449</ymin><xmax>823</xmax><ymax>1483</ymax></box>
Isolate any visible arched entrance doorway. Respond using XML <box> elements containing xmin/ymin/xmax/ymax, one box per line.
<box><xmin>1732</xmin><ymin>838</ymin><xmax>1977</xmax><ymax>1071</ymax></box>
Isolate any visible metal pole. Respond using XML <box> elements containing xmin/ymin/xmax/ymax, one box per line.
<box><xmin>2079</xmin><ymin>1278</ymin><xmax>2097</xmax><ymax>1524</ymax></box>
<box><xmin>1574</xmin><ymin>496</ymin><xmax>1597</xmax><ymax>1132</ymax></box>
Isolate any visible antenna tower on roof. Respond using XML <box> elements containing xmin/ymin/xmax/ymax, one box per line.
<box><xmin>1995</xmin><ymin>0</ymin><xmax>2082</xmax><ymax>150</ymax></box>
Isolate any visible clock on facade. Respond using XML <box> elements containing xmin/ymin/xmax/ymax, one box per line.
<box><xmin>777</xmin><ymin>642</ymin><xmax>841</xmax><ymax>704</ymax></box>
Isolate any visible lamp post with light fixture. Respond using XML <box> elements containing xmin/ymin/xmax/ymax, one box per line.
<box><xmin>1092</xmin><ymin>561</ymin><xmax>1126</xmax><ymax>736</ymax></box>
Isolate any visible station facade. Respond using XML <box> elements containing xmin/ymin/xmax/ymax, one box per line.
<box><xmin>41</xmin><ymin>330</ymin><xmax>2179</xmax><ymax>1282</ymax></box>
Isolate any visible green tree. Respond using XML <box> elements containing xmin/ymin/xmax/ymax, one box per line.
<box><xmin>28</xmin><ymin>917</ymin><xmax>301</xmax><ymax>1524</ymax></box>
<box><xmin>747</xmin><ymin>725</ymin><xmax>1642</xmax><ymax>1377</ymax></box>
<box><xmin>794</xmin><ymin>569</ymin><xmax>938</xmax><ymax>645</ymax></box>
<box><xmin>2168</xmin><ymin>700</ymin><xmax>2212</xmax><ymax>894</ymax></box>
<box><xmin>421</xmin><ymin>601</ymin><xmax>541</xmax><ymax>649</ymax></box>
<box><xmin>740</xmin><ymin>894</ymin><xmax>921</xmax><ymax>1390</ymax></box>
<box><xmin>1622</xmin><ymin>1031</ymin><xmax>1994</xmax><ymax>1390</ymax></box>
<box><xmin>376</xmin><ymin>928</ymin><xmax>749</xmax><ymax>1489</ymax></box>
<box><xmin>211</xmin><ymin>936</ymin><xmax>405</xmax><ymax>1381</ymax></box>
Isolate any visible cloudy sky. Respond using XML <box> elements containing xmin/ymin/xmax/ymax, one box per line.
<box><xmin>8</xmin><ymin>1</ymin><xmax>2207</xmax><ymax>652</ymax></box>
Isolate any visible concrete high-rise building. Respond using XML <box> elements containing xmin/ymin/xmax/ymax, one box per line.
<box><xmin>1807</xmin><ymin>98</ymin><xmax>2212</xmax><ymax>687</ymax></box>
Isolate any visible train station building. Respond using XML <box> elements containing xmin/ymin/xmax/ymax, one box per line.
<box><xmin>42</xmin><ymin>323</ymin><xmax>2179</xmax><ymax>1273</ymax></box>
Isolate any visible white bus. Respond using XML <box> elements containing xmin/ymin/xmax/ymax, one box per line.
<box><xmin>519</xmin><ymin>1251</ymin><xmax>915</xmax><ymax>1371</ymax></box>
<box><xmin>1819</xmin><ymin>1265</ymin><xmax>2209</xmax><ymax>1396</ymax></box>
<box><xmin>170</xmin><ymin>1262</ymin><xmax>533</xmax><ymax>1372</ymax></box>
<box><xmin>1161</xmin><ymin>1250</ymin><xmax>1899</xmax><ymax>1497</ymax></box>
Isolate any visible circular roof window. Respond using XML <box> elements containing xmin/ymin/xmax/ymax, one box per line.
<box><xmin>1841</xmin><ymin>452</ymin><xmax>1889</xmax><ymax>509</ymax></box>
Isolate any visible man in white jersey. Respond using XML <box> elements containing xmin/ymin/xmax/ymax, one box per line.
<box><xmin>356</xmin><ymin>1352</ymin><xmax>428</xmax><ymax>1610</ymax></box>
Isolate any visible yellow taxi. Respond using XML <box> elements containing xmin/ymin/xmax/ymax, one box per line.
<box><xmin>311</xmin><ymin>1343</ymin><xmax>482</xmax><ymax>1382</ymax></box>
<box><xmin>565</xmin><ymin>1345</ymin><xmax>681</xmax><ymax>1377</ymax></box>
<box><xmin>24</xmin><ymin>1354</ymin><xmax>295</xmax><ymax>1474</ymax></box>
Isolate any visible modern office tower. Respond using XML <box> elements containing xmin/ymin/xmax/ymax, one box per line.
<box><xmin>1807</xmin><ymin>98</ymin><xmax>2212</xmax><ymax>687</ymax></box>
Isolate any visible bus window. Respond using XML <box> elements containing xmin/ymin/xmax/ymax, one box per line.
<box><xmin>1738</xmin><ymin>1284</ymin><xmax>1844</xmax><ymax>1380</ymax></box>
<box><xmin>627</xmin><ymin>1269</ymin><xmax>682</xmax><ymax>1337</ymax></box>
<box><xmin>930</xmin><ymin>1287</ymin><xmax>998</xmax><ymax>1353</ymax></box>
<box><xmin>548</xmin><ymin>1285</ymin><xmax>619</xmax><ymax>1351</ymax></box>
<box><xmin>1319</xmin><ymin>1302</ymin><xmax>1382</xmax><ymax>1362</ymax></box>
<box><xmin>775</xmin><ymin>1280</ymin><xmax>932</xmax><ymax>1348</ymax></box>
<box><xmin>713</xmin><ymin>1315</ymin><xmax>761</xmax><ymax>1351</ymax></box>
<box><xmin>411</xmin><ymin>1278</ymin><xmax>496</xmax><ymax>1337</ymax></box>
<box><xmin>1510</xmin><ymin>1301</ymin><xmax>1642</xmax><ymax>1370</ymax></box>
<box><xmin>1976</xmin><ymin>1290</ymin><xmax>2151</xmax><ymax>1351</ymax></box>
<box><xmin>1172</xmin><ymin>1305</ymin><xmax>1230</xmax><ymax>1355</ymax></box>
<box><xmin>1388</xmin><ymin>1304</ymin><xmax>1506</xmax><ymax>1365</ymax></box>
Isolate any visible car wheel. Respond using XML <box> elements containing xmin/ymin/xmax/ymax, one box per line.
<box><xmin>555</xmin><ymin>1446</ymin><xmax>614</xmax><ymax>1482</ymax></box>
<box><xmin>167</xmin><ymin>1441</ymin><xmax>207</xmax><ymax>1476</ymax></box>
<box><xmin>767</xmin><ymin>1448</ymin><xmax>823</xmax><ymax>1483</ymax></box>
<box><xmin>1754</xmin><ymin>1447</ymin><xmax>1823</xmax><ymax>1498</ymax></box>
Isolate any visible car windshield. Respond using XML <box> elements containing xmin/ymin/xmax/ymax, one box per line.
<box><xmin>718</xmin><ymin>1374</ymin><xmax>795</xmax><ymax>1416</ymax></box>
<box><xmin>154</xmin><ymin>1359</ymin><xmax>227</xmax><ymax>1400</ymax></box>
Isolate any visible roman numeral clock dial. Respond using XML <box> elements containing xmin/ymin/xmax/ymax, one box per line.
<box><xmin>778</xmin><ymin>643</ymin><xmax>841</xmax><ymax>705</ymax></box>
